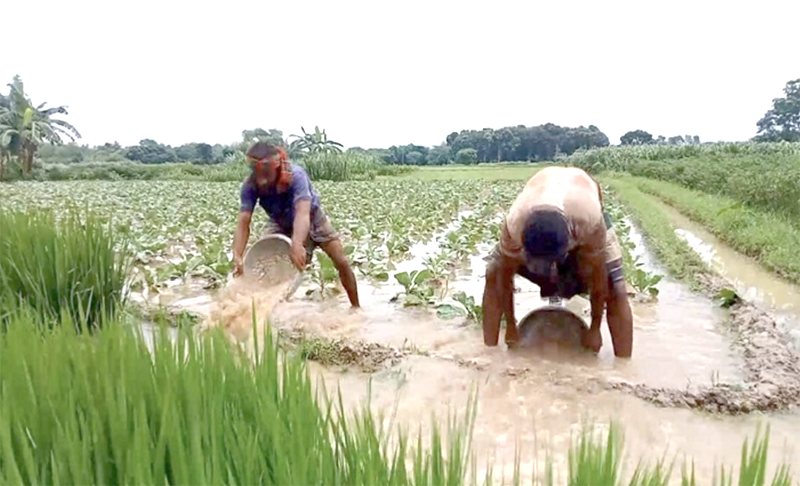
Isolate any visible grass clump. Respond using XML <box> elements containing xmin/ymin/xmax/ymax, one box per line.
<box><xmin>298</xmin><ymin>151</ymin><xmax>385</xmax><ymax>182</ymax></box>
<box><xmin>0</xmin><ymin>311</ymin><xmax>476</xmax><ymax>485</ymax></box>
<box><xmin>0</xmin><ymin>206</ymin><xmax>132</xmax><ymax>330</ymax></box>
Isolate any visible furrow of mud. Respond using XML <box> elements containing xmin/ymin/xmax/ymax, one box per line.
<box><xmin>276</xmin><ymin>270</ymin><xmax>800</xmax><ymax>415</ymax></box>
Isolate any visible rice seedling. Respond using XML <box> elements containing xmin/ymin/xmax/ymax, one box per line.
<box><xmin>0</xmin><ymin>307</ymin><xmax>478</xmax><ymax>485</ymax></box>
<box><xmin>0</xmin><ymin>205</ymin><xmax>132</xmax><ymax>330</ymax></box>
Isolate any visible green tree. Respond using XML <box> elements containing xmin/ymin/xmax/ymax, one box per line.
<box><xmin>0</xmin><ymin>75</ymin><xmax>81</xmax><ymax>177</ymax></box>
<box><xmin>124</xmin><ymin>139</ymin><xmax>175</xmax><ymax>164</ymax></box>
<box><xmin>455</xmin><ymin>148</ymin><xmax>478</xmax><ymax>164</ymax></box>
<box><xmin>755</xmin><ymin>78</ymin><xmax>800</xmax><ymax>142</ymax></box>
<box><xmin>241</xmin><ymin>128</ymin><xmax>285</xmax><ymax>147</ymax></box>
<box><xmin>427</xmin><ymin>143</ymin><xmax>452</xmax><ymax>165</ymax></box>
<box><xmin>619</xmin><ymin>130</ymin><xmax>654</xmax><ymax>146</ymax></box>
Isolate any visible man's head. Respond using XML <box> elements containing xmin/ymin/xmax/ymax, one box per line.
<box><xmin>246</xmin><ymin>141</ymin><xmax>291</xmax><ymax>190</ymax></box>
<box><xmin>520</xmin><ymin>209</ymin><xmax>571</xmax><ymax>279</ymax></box>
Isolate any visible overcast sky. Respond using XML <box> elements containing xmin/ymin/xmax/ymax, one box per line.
<box><xmin>3</xmin><ymin>0</ymin><xmax>798</xmax><ymax>150</ymax></box>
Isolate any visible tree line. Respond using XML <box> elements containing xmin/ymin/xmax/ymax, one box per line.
<box><xmin>3</xmin><ymin>74</ymin><xmax>799</xmax><ymax>178</ymax></box>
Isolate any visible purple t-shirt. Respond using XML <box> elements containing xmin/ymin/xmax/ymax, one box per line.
<box><xmin>240</xmin><ymin>164</ymin><xmax>321</xmax><ymax>232</ymax></box>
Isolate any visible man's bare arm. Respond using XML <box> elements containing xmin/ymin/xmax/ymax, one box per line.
<box><xmin>292</xmin><ymin>199</ymin><xmax>311</xmax><ymax>244</ymax></box>
<box><xmin>576</xmin><ymin>223</ymin><xmax>609</xmax><ymax>352</ymax></box>
<box><xmin>588</xmin><ymin>251</ymin><xmax>608</xmax><ymax>331</ymax></box>
<box><xmin>483</xmin><ymin>252</ymin><xmax>517</xmax><ymax>346</ymax></box>
<box><xmin>232</xmin><ymin>211</ymin><xmax>252</xmax><ymax>274</ymax></box>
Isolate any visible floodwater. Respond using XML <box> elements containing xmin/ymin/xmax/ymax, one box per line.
<box><xmin>656</xmin><ymin>200</ymin><xmax>800</xmax><ymax>346</ymax></box>
<box><xmin>133</xmin><ymin>213</ymin><xmax>800</xmax><ymax>484</ymax></box>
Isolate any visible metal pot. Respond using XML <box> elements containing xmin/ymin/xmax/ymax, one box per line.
<box><xmin>242</xmin><ymin>234</ymin><xmax>303</xmax><ymax>299</ymax></box>
<box><xmin>517</xmin><ymin>305</ymin><xmax>588</xmax><ymax>350</ymax></box>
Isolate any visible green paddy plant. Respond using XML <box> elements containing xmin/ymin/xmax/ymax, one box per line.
<box><xmin>0</xmin><ymin>306</ymin><xmax>477</xmax><ymax>486</ymax></box>
<box><xmin>0</xmin><ymin>306</ymin><xmax>797</xmax><ymax>484</ymax></box>
<box><xmin>0</xmin><ymin>206</ymin><xmax>131</xmax><ymax>330</ymax></box>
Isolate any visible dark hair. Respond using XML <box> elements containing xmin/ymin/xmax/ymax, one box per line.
<box><xmin>246</xmin><ymin>141</ymin><xmax>282</xmax><ymax>160</ymax></box>
<box><xmin>521</xmin><ymin>209</ymin><xmax>570</xmax><ymax>259</ymax></box>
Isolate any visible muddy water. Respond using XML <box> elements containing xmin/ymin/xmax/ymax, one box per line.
<box><xmin>136</xmin><ymin>214</ymin><xmax>800</xmax><ymax>483</ymax></box>
<box><xmin>274</xmin><ymin>221</ymin><xmax>744</xmax><ymax>391</ymax></box>
<box><xmin>306</xmin><ymin>357</ymin><xmax>800</xmax><ymax>484</ymax></box>
<box><xmin>656</xmin><ymin>200</ymin><xmax>800</xmax><ymax>345</ymax></box>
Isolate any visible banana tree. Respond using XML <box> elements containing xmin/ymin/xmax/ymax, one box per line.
<box><xmin>287</xmin><ymin>125</ymin><xmax>343</xmax><ymax>157</ymax></box>
<box><xmin>0</xmin><ymin>98</ymin><xmax>11</xmax><ymax>180</ymax></box>
<box><xmin>1</xmin><ymin>75</ymin><xmax>81</xmax><ymax>176</ymax></box>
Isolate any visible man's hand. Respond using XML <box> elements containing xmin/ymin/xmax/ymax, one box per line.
<box><xmin>233</xmin><ymin>255</ymin><xmax>244</xmax><ymax>277</ymax></box>
<box><xmin>290</xmin><ymin>240</ymin><xmax>306</xmax><ymax>270</ymax></box>
<box><xmin>582</xmin><ymin>328</ymin><xmax>602</xmax><ymax>353</ymax></box>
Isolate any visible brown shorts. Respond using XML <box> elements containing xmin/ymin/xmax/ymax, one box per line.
<box><xmin>260</xmin><ymin>208</ymin><xmax>340</xmax><ymax>265</ymax></box>
<box><xmin>604</xmin><ymin>227</ymin><xmax>625</xmax><ymax>284</ymax></box>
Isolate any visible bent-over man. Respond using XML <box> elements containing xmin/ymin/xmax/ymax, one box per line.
<box><xmin>482</xmin><ymin>166</ymin><xmax>633</xmax><ymax>357</ymax></box>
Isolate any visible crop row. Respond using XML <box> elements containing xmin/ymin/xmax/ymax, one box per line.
<box><xmin>564</xmin><ymin>141</ymin><xmax>800</xmax><ymax>219</ymax></box>
<box><xmin>0</xmin><ymin>180</ymin><xmax>524</xmax><ymax>292</ymax></box>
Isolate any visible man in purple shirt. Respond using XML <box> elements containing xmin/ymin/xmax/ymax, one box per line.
<box><xmin>232</xmin><ymin>141</ymin><xmax>360</xmax><ymax>308</ymax></box>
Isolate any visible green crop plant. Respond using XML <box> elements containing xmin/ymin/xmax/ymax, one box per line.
<box><xmin>392</xmin><ymin>269</ymin><xmax>436</xmax><ymax>306</ymax></box>
<box><xmin>601</xmin><ymin>193</ymin><xmax>664</xmax><ymax>299</ymax></box>
<box><xmin>565</xmin><ymin>141</ymin><xmax>800</xmax><ymax>220</ymax></box>
<box><xmin>436</xmin><ymin>291</ymin><xmax>483</xmax><ymax>323</ymax></box>
<box><xmin>298</xmin><ymin>151</ymin><xmax>383</xmax><ymax>182</ymax></box>
<box><xmin>0</xmin><ymin>205</ymin><xmax>132</xmax><ymax>330</ymax></box>
<box><xmin>307</xmin><ymin>251</ymin><xmax>343</xmax><ymax>300</ymax></box>
<box><xmin>0</xmin><ymin>307</ymin><xmax>477</xmax><ymax>485</ymax></box>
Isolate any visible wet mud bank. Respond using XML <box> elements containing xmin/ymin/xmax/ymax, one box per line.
<box><xmin>605</xmin><ymin>196</ymin><xmax>800</xmax><ymax>415</ymax></box>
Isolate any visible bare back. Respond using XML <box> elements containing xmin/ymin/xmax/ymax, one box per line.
<box><xmin>500</xmin><ymin>166</ymin><xmax>606</xmax><ymax>264</ymax></box>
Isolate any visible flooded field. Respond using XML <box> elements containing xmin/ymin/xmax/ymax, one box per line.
<box><xmin>152</xmin><ymin>210</ymin><xmax>800</xmax><ymax>484</ymax></box>
<box><xmin>4</xmin><ymin>179</ymin><xmax>800</xmax><ymax>483</ymax></box>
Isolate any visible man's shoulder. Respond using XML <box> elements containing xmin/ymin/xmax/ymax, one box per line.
<box><xmin>289</xmin><ymin>163</ymin><xmax>309</xmax><ymax>180</ymax></box>
<box><xmin>240</xmin><ymin>176</ymin><xmax>256</xmax><ymax>193</ymax></box>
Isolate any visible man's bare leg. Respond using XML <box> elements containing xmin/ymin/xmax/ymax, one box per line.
<box><xmin>319</xmin><ymin>239</ymin><xmax>360</xmax><ymax>307</ymax></box>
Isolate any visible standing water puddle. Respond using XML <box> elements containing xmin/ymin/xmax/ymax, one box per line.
<box><xmin>656</xmin><ymin>200</ymin><xmax>800</xmax><ymax>346</ymax></box>
<box><xmin>137</xmin><ymin>210</ymin><xmax>800</xmax><ymax>483</ymax></box>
